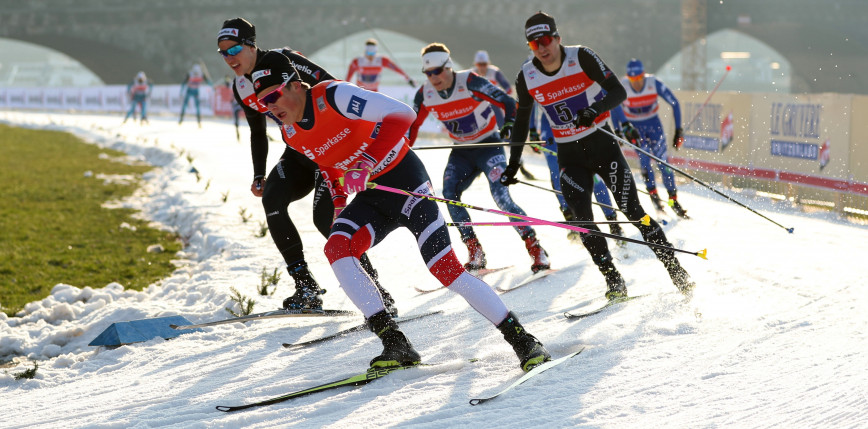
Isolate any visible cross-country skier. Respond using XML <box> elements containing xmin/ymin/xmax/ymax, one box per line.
<box><xmin>500</xmin><ymin>12</ymin><xmax>694</xmax><ymax>299</ymax></box>
<box><xmin>217</xmin><ymin>17</ymin><xmax>396</xmax><ymax>314</ymax></box>
<box><xmin>178</xmin><ymin>63</ymin><xmax>211</xmax><ymax>127</ymax></box>
<box><xmin>345</xmin><ymin>38</ymin><xmax>415</xmax><ymax>92</ymax></box>
<box><xmin>610</xmin><ymin>58</ymin><xmax>688</xmax><ymax>217</ymax></box>
<box><xmin>123</xmin><ymin>71</ymin><xmax>152</xmax><ymax>125</ymax></box>
<box><xmin>407</xmin><ymin>43</ymin><xmax>550</xmax><ymax>274</ymax></box>
<box><xmin>250</xmin><ymin>50</ymin><xmax>551</xmax><ymax>372</ymax></box>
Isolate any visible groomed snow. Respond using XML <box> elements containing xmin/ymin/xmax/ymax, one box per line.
<box><xmin>1</xmin><ymin>110</ymin><xmax>866</xmax><ymax>428</ymax></box>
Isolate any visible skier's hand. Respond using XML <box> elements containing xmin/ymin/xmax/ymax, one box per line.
<box><xmin>572</xmin><ymin>107</ymin><xmax>599</xmax><ymax>129</ymax></box>
<box><xmin>499</xmin><ymin>121</ymin><xmax>514</xmax><ymax>140</ymax></box>
<box><xmin>673</xmin><ymin>127</ymin><xmax>684</xmax><ymax>150</ymax></box>
<box><xmin>250</xmin><ymin>177</ymin><xmax>265</xmax><ymax>197</ymax></box>
<box><xmin>340</xmin><ymin>159</ymin><xmax>375</xmax><ymax>194</ymax></box>
<box><xmin>621</xmin><ymin>121</ymin><xmax>641</xmax><ymax>145</ymax></box>
<box><xmin>528</xmin><ymin>129</ymin><xmax>540</xmax><ymax>142</ymax></box>
<box><xmin>499</xmin><ymin>162</ymin><xmax>520</xmax><ymax>186</ymax></box>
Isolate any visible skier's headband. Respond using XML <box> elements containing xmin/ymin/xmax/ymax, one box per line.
<box><xmin>218</xmin><ymin>18</ymin><xmax>256</xmax><ymax>47</ymax></box>
<box><xmin>421</xmin><ymin>51</ymin><xmax>453</xmax><ymax>72</ymax></box>
<box><xmin>525</xmin><ymin>12</ymin><xmax>559</xmax><ymax>41</ymax></box>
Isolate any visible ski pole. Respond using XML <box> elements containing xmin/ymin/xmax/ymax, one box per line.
<box><xmin>599</xmin><ymin>126</ymin><xmax>794</xmax><ymax>233</ymax></box>
<box><xmin>514</xmin><ymin>179</ymin><xmax>625</xmax><ymax>214</ymax></box>
<box><xmin>447</xmin><ymin>218</ymin><xmax>648</xmax><ymax>228</ymax></box>
<box><xmin>367</xmin><ymin>183</ymin><xmax>707</xmax><ymax>259</ymax></box>
<box><xmin>412</xmin><ymin>140</ymin><xmax>545</xmax><ymax>151</ymax></box>
<box><xmin>683</xmin><ymin>65</ymin><xmax>732</xmax><ymax>131</ymax></box>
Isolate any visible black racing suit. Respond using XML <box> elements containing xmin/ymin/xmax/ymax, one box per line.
<box><xmin>508</xmin><ymin>45</ymin><xmax>681</xmax><ymax>270</ymax></box>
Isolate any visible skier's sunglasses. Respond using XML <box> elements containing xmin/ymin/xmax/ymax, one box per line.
<box><xmin>258</xmin><ymin>79</ymin><xmax>289</xmax><ymax>105</ymax></box>
<box><xmin>627</xmin><ymin>74</ymin><xmax>644</xmax><ymax>82</ymax></box>
<box><xmin>217</xmin><ymin>44</ymin><xmax>245</xmax><ymax>58</ymax></box>
<box><xmin>423</xmin><ymin>60</ymin><xmax>450</xmax><ymax>77</ymax></box>
<box><xmin>527</xmin><ymin>35</ymin><xmax>555</xmax><ymax>51</ymax></box>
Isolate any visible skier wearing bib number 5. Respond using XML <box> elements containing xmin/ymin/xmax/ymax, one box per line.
<box><xmin>500</xmin><ymin>12</ymin><xmax>695</xmax><ymax>300</ymax></box>
<box><xmin>250</xmin><ymin>51</ymin><xmax>551</xmax><ymax>372</ymax></box>
<box><xmin>407</xmin><ymin>43</ymin><xmax>550</xmax><ymax>275</ymax></box>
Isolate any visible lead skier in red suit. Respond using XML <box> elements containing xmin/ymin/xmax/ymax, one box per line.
<box><xmin>251</xmin><ymin>51</ymin><xmax>550</xmax><ymax>372</ymax></box>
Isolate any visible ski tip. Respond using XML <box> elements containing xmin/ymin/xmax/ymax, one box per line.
<box><xmin>696</xmin><ymin>248</ymin><xmax>708</xmax><ymax>260</ymax></box>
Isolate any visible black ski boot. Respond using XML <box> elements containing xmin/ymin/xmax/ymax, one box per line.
<box><xmin>497</xmin><ymin>312</ymin><xmax>551</xmax><ymax>372</ymax></box>
<box><xmin>283</xmin><ymin>262</ymin><xmax>326</xmax><ymax>310</ymax></box>
<box><xmin>667</xmin><ymin>193</ymin><xmax>689</xmax><ymax>218</ymax></box>
<box><xmin>597</xmin><ymin>255</ymin><xmax>627</xmax><ymax>300</ymax></box>
<box><xmin>648</xmin><ymin>189</ymin><xmax>666</xmax><ymax>212</ymax></box>
<box><xmin>367</xmin><ymin>310</ymin><xmax>421</xmax><ymax>368</ymax></box>
<box><xmin>666</xmin><ymin>261</ymin><xmax>696</xmax><ymax>295</ymax></box>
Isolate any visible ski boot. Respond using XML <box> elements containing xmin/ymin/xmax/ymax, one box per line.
<box><xmin>497</xmin><ymin>312</ymin><xmax>551</xmax><ymax>372</ymax></box>
<box><xmin>648</xmin><ymin>189</ymin><xmax>666</xmax><ymax>212</ymax></box>
<box><xmin>367</xmin><ymin>310</ymin><xmax>421</xmax><ymax>368</ymax></box>
<box><xmin>562</xmin><ymin>209</ymin><xmax>581</xmax><ymax>242</ymax></box>
<box><xmin>606</xmin><ymin>214</ymin><xmax>625</xmax><ymax>246</ymax></box>
<box><xmin>283</xmin><ymin>262</ymin><xmax>326</xmax><ymax>310</ymax></box>
<box><xmin>666</xmin><ymin>261</ymin><xmax>696</xmax><ymax>295</ymax></box>
<box><xmin>463</xmin><ymin>237</ymin><xmax>487</xmax><ymax>271</ymax></box>
<box><xmin>598</xmin><ymin>256</ymin><xmax>627</xmax><ymax>300</ymax></box>
<box><xmin>523</xmin><ymin>233</ymin><xmax>550</xmax><ymax>274</ymax></box>
<box><xmin>668</xmin><ymin>194</ymin><xmax>689</xmax><ymax>218</ymax></box>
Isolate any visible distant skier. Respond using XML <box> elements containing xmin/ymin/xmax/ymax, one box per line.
<box><xmin>123</xmin><ymin>71</ymin><xmax>152</xmax><ymax>125</ymax></box>
<box><xmin>345</xmin><ymin>38</ymin><xmax>415</xmax><ymax>92</ymax></box>
<box><xmin>610</xmin><ymin>58</ymin><xmax>688</xmax><ymax>218</ymax></box>
<box><xmin>178</xmin><ymin>63</ymin><xmax>211</xmax><ymax>127</ymax></box>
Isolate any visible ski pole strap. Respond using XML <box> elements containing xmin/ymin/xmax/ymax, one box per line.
<box><xmin>366</xmin><ymin>182</ymin><xmax>706</xmax><ymax>259</ymax></box>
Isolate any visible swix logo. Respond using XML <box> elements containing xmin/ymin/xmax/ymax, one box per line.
<box><xmin>315</xmin><ymin>127</ymin><xmax>352</xmax><ymax>157</ymax></box>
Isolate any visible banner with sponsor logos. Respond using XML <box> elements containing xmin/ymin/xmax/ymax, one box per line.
<box><xmin>749</xmin><ymin>93</ymin><xmax>851</xmax><ymax>186</ymax></box>
<box><xmin>849</xmin><ymin>95</ymin><xmax>868</xmax><ymax>194</ymax></box>
<box><xmin>668</xmin><ymin>91</ymin><xmax>754</xmax><ymax>169</ymax></box>
<box><xmin>0</xmin><ymin>85</ymin><xmax>215</xmax><ymax>116</ymax></box>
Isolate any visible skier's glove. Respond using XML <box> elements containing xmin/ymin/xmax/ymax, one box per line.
<box><xmin>499</xmin><ymin>162</ymin><xmax>520</xmax><ymax>186</ymax></box>
<box><xmin>499</xmin><ymin>121</ymin><xmax>514</xmax><ymax>140</ymax></box>
<box><xmin>621</xmin><ymin>121</ymin><xmax>641</xmax><ymax>145</ymax></box>
<box><xmin>528</xmin><ymin>128</ymin><xmax>540</xmax><ymax>142</ymax></box>
<box><xmin>573</xmin><ymin>107</ymin><xmax>598</xmax><ymax>128</ymax></box>
<box><xmin>673</xmin><ymin>127</ymin><xmax>684</xmax><ymax>150</ymax></box>
<box><xmin>340</xmin><ymin>159</ymin><xmax>375</xmax><ymax>194</ymax></box>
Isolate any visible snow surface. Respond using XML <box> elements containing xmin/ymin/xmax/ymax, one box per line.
<box><xmin>1</xmin><ymin>110</ymin><xmax>867</xmax><ymax>428</ymax></box>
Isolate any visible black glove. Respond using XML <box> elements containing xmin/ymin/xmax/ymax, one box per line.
<box><xmin>621</xmin><ymin>121</ymin><xmax>641</xmax><ymax>145</ymax></box>
<box><xmin>528</xmin><ymin>128</ymin><xmax>540</xmax><ymax>142</ymax></box>
<box><xmin>499</xmin><ymin>121</ymin><xmax>514</xmax><ymax>140</ymax></box>
<box><xmin>573</xmin><ymin>107</ymin><xmax>599</xmax><ymax>129</ymax></box>
<box><xmin>673</xmin><ymin>127</ymin><xmax>684</xmax><ymax>150</ymax></box>
<box><xmin>408</xmin><ymin>78</ymin><xmax>416</xmax><ymax>88</ymax></box>
<box><xmin>500</xmin><ymin>163</ymin><xmax>520</xmax><ymax>186</ymax></box>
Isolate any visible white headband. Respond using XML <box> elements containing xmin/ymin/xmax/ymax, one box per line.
<box><xmin>421</xmin><ymin>51</ymin><xmax>453</xmax><ymax>71</ymax></box>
